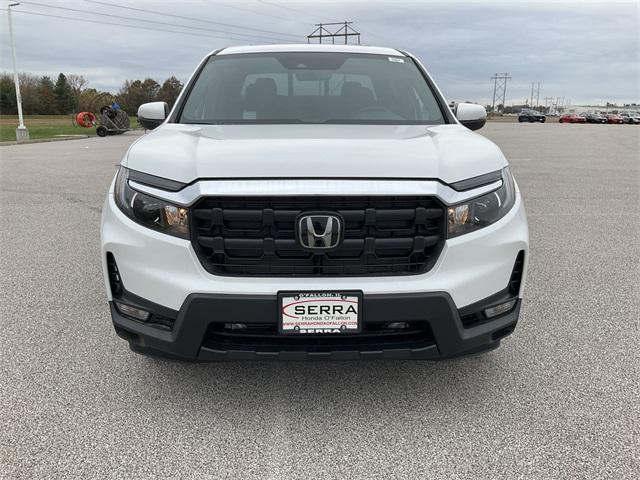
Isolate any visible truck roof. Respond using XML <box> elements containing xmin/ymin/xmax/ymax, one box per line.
<box><xmin>215</xmin><ymin>44</ymin><xmax>405</xmax><ymax>57</ymax></box>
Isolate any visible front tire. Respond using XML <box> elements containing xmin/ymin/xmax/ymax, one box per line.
<box><xmin>96</xmin><ymin>126</ymin><xmax>108</xmax><ymax>137</ymax></box>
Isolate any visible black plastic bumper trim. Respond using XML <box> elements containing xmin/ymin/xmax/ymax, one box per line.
<box><xmin>109</xmin><ymin>291</ymin><xmax>521</xmax><ymax>361</ymax></box>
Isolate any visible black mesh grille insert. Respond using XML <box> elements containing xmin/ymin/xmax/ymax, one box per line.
<box><xmin>203</xmin><ymin>322</ymin><xmax>435</xmax><ymax>352</ymax></box>
<box><xmin>509</xmin><ymin>250</ymin><xmax>526</xmax><ymax>295</ymax></box>
<box><xmin>190</xmin><ymin>196</ymin><xmax>446</xmax><ymax>276</ymax></box>
<box><xmin>106</xmin><ymin>252</ymin><xmax>123</xmax><ymax>296</ymax></box>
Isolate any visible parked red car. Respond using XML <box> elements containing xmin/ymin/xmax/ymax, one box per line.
<box><xmin>606</xmin><ymin>114</ymin><xmax>624</xmax><ymax>124</ymax></box>
<box><xmin>559</xmin><ymin>113</ymin><xmax>586</xmax><ymax>123</ymax></box>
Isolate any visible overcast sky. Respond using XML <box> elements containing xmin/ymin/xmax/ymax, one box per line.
<box><xmin>1</xmin><ymin>0</ymin><xmax>638</xmax><ymax>106</ymax></box>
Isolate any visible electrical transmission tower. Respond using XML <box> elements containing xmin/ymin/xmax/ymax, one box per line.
<box><xmin>491</xmin><ymin>73</ymin><xmax>511</xmax><ymax>113</ymax></box>
<box><xmin>307</xmin><ymin>22</ymin><xmax>361</xmax><ymax>44</ymax></box>
<box><xmin>543</xmin><ymin>97</ymin><xmax>554</xmax><ymax>113</ymax></box>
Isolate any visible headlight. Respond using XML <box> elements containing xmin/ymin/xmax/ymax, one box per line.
<box><xmin>113</xmin><ymin>167</ymin><xmax>189</xmax><ymax>239</ymax></box>
<box><xmin>448</xmin><ymin>167</ymin><xmax>516</xmax><ymax>238</ymax></box>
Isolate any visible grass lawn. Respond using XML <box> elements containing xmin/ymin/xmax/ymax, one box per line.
<box><xmin>0</xmin><ymin>115</ymin><xmax>139</xmax><ymax>142</ymax></box>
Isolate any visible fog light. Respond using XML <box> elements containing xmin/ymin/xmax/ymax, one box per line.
<box><xmin>224</xmin><ymin>323</ymin><xmax>247</xmax><ymax>330</ymax></box>
<box><xmin>114</xmin><ymin>301</ymin><xmax>150</xmax><ymax>321</ymax></box>
<box><xmin>484</xmin><ymin>300</ymin><xmax>517</xmax><ymax>319</ymax></box>
<box><xmin>387</xmin><ymin>322</ymin><xmax>409</xmax><ymax>329</ymax></box>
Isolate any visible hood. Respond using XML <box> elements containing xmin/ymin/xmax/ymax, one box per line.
<box><xmin>124</xmin><ymin>123</ymin><xmax>507</xmax><ymax>184</ymax></box>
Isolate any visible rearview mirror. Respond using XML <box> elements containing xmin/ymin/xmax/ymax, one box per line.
<box><xmin>137</xmin><ymin>102</ymin><xmax>169</xmax><ymax>130</ymax></box>
<box><xmin>294</xmin><ymin>71</ymin><xmax>332</xmax><ymax>82</ymax></box>
<box><xmin>455</xmin><ymin>103</ymin><xmax>487</xmax><ymax>131</ymax></box>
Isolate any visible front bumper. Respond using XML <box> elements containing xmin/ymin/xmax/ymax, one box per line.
<box><xmin>109</xmin><ymin>289</ymin><xmax>522</xmax><ymax>361</ymax></box>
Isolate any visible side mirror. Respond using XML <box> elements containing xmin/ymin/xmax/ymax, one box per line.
<box><xmin>137</xmin><ymin>102</ymin><xmax>169</xmax><ymax>130</ymax></box>
<box><xmin>455</xmin><ymin>103</ymin><xmax>487</xmax><ymax>131</ymax></box>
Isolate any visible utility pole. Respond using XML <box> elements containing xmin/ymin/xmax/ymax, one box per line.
<box><xmin>490</xmin><ymin>73</ymin><xmax>511</xmax><ymax>114</ymax></box>
<box><xmin>530</xmin><ymin>83</ymin><xmax>534</xmax><ymax>107</ymax></box>
<box><xmin>529</xmin><ymin>82</ymin><xmax>541</xmax><ymax>109</ymax></box>
<box><xmin>307</xmin><ymin>22</ymin><xmax>360</xmax><ymax>45</ymax></box>
<box><xmin>7</xmin><ymin>1</ymin><xmax>29</xmax><ymax>142</ymax></box>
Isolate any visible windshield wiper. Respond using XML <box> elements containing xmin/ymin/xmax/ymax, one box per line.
<box><xmin>182</xmin><ymin>119</ymin><xmax>311</xmax><ymax>125</ymax></box>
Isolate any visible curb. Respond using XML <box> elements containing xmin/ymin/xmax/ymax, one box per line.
<box><xmin>0</xmin><ymin>130</ymin><xmax>144</xmax><ymax>147</ymax></box>
<box><xmin>0</xmin><ymin>135</ymin><xmax>91</xmax><ymax>147</ymax></box>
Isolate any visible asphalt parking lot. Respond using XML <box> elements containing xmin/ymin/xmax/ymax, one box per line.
<box><xmin>1</xmin><ymin>122</ymin><xmax>638</xmax><ymax>479</ymax></box>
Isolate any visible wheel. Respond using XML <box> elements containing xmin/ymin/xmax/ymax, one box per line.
<box><xmin>559</xmin><ymin>119</ymin><xmax>563</xmax><ymax>123</ymax></box>
<box><xmin>540</xmin><ymin>118</ymin><xmax>546</xmax><ymax>123</ymax></box>
<box><xmin>518</xmin><ymin>117</ymin><xmax>524</xmax><ymax>122</ymax></box>
<box><xmin>96</xmin><ymin>125</ymin><xmax>108</xmax><ymax>137</ymax></box>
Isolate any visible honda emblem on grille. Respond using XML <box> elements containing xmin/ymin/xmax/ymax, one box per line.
<box><xmin>297</xmin><ymin>213</ymin><xmax>343</xmax><ymax>250</ymax></box>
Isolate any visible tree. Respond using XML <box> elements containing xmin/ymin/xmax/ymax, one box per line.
<box><xmin>66</xmin><ymin>74</ymin><xmax>87</xmax><ymax>94</ymax></box>
<box><xmin>54</xmin><ymin>73</ymin><xmax>76</xmax><ymax>114</ymax></box>
<box><xmin>0</xmin><ymin>73</ymin><xmax>17</xmax><ymax>114</ymax></box>
<box><xmin>66</xmin><ymin>73</ymin><xmax>88</xmax><ymax>107</ymax></box>
<box><xmin>116</xmin><ymin>78</ymin><xmax>160</xmax><ymax>113</ymax></box>
<box><xmin>140</xmin><ymin>78</ymin><xmax>160</xmax><ymax>102</ymax></box>
<box><xmin>157</xmin><ymin>76</ymin><xmax>183</xmax><ymax>108</ymax></box>
<box><xmin>37</xmin><ymin>76</ymin><xmax>58</xmax><ymax>115</ymax></box>
<box><xmin>18</xmin><ymin>73</ymin><xmax>40</xmax><ymax>115</ymax></box>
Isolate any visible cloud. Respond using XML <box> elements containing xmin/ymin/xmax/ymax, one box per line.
<box><xmin>0</xmin><ymin>0</ymin><xmax>637</xmax><ymax>104</ymax></box>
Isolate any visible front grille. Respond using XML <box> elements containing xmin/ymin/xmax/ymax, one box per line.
<box><xmin>202</xmin><ymin>322</ymin><xmax>435</xmax><ymax>352</ymax></box>
<box><xmin>190</xmin><ymin>196</ymin><xmax>446</xmax><ymax>276</ymax></box>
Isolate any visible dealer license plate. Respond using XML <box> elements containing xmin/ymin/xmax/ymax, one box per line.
<box><xmin>279</xmin><ymin>292</ymin><xmax>361</xmax><ymax>335</ymax></box>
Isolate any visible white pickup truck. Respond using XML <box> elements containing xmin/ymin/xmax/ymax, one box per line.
<box><xmin>101</xmin><ymin>44</ymin><xmax>529</xmax><ymax>361</ymax></box>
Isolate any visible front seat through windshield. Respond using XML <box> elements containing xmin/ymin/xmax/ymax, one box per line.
<box><xmin>178</xmin><ymin>52</ymin><xmax>446</xmax><ymax>125</ymax></box>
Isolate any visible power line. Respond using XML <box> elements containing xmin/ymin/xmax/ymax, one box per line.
<box><xmin>18</xmin><ymin>0</ymin><xmax>295</xmax><ymax>43</ymax></box>
<box><xmin>356</xmin><ymin>29</ymin><xmax>393</xmax><ymax>46</ymax></box>
<box><xmin>211</xmin><ymin>1</ymin><xmax>290</xmax><ymax>22</ymax></box>
<box><xmin>3</xmin><ymin>9</ymin><xmax>283</xmax><ymax>43</ymax></box>
<box><xmin>84</xmin><ymin>0</ymin><xmax>303</xmax><ymax>39</ymax></box>
<box><xmin>257</xmin><ymin>0</ymin><xmax>326</xmax><ymax>23</ymax></box>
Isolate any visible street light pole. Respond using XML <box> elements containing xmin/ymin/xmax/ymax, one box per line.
<box><xmin>7</xmin><ymin>1</ymin><xmax>29</xmax><ymax>142</ymax></box>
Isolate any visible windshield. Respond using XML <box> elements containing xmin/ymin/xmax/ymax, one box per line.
<box><xmin>178</xmin><ymin>52</ymin><xmax>446</xmax><ymax>125</ymax></box>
